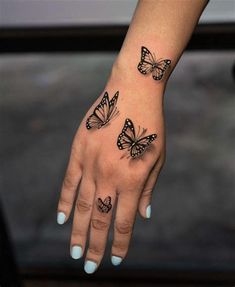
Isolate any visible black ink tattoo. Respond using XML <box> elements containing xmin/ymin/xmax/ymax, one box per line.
<box><xmin>137</xmin><ymin>46</ymin><xmax>171</xmax><ymax>81</ymax></box>
<box><xmin>97</xmin><ymin>196</ymin><xmax>112</xmax><ymax>213</ymax></box>
<box><xmin>86</xmin><ymin>91</ymin><xmax>119</xmax><ymax>130</ymax></box>
<box><xmin>117</xmin><ymin>118</ymin><xmax>157</xmax><ymax>158</ymax></box>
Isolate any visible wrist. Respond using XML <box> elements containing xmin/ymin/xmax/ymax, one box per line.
<box><xmin>110</xmin><ymin>51</ymin><xmax>167</xmax><ymax>95</ymax></box>
<box><xmin>106</xmin><ymin>60</ymin><xmax>165</xmax><ymax>117</ymax></box>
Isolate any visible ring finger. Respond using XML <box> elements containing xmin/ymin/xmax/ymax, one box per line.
<box><xmin>84</xmin><ymin>184</ymin><xmax>116</xmax><ymax>274</ymax></box>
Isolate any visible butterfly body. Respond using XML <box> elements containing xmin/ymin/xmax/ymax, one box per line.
<box><xmin>86</xmin><ymin>91</ymin><xmax>119</xmax><ymax>130</ymax></box>
<box><xmin>137</xmin><ymin>46</ymin><xmax>171</xmax><ymax>81</ymax></box>
<box><xmin>97</xmin><ymin>196</ymin><xmax>112</xmax><ymax>213</ymax></box>
<box><xmin>117</xmin><ymin>118</ymin><xmax>157</xmax><ymax>158</ymax></box>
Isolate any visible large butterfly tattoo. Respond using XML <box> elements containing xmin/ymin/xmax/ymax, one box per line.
<box><xmin>97</xmin><ymin>196</ymin><xmax>112</xmax><ymax>213</ymax></box>
<box><xmin>86</xmin><ymin>91</ymin><xmax>119</xmax><ymax>130</ymax></box>
<box><xmin>137</xmin><ymin>46</ymin><xmax>171</xmax><ymax>81</ymax></box>
<box><xmin>117</xmin><ymin>118</ymin><xmax>157</xmax><ymax>158</ymax></box>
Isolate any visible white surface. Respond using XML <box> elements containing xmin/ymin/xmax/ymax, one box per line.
<box><xmin>0</xmin><ymin>0</ymin><xmax>234</xmax><ymax>27</ymax></box>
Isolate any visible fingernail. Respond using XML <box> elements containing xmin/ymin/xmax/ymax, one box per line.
<box><xmin>146</xmin><ymin>205</ymin><xmax>151</xmax><ymax>219</ymax></box>
<box><xmin>84</xmin><ymin>260</ymin><xmax>97</xmax><ymax>274</ymax></box>
<box><xmin>111</xmin><ymin>255</ymin><xmax>122</xmax><ymax>266</ymax></box>
<box><xmin>57</xmin><ymin>212</ymin><xmax>66</xmax><ymax>225</ymax></box>
<box><xmin>71</xmin><ymin>245</ymin><xmax>82</xmax><ymax>259</ymax></box>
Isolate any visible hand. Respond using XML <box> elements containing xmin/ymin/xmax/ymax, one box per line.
<box><xmin>57</xmin><ymin>63</ymin><xmax>166</xmax><ymax>274</ymax></box>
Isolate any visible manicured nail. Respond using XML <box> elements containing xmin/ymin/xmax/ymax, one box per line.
<box><xmin>71</xmin><ymin>245</ymin><xmax>82</xmax><ymax>259</ymax></box>
<box><xmin>146</xmin><ymin>205</ymin><xmax>151</xmax><ymax>219</ymax></box>
<box><xmin>57</xmin><ymin>212</ymin><xmax>66</xmax><ymax>225</ymax></box>
<box><xmin>111</xmin><ymin>255</ymin><xmax>122</xmax><ymax>266</ymax></box>
<box><xmin>84</xmin><ymin>260</ymin><xmax>97</xmax><ymax>274</ymax></box>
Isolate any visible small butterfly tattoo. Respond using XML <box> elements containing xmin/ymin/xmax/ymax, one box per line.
<box><xmin>117</xmin><ymin>118</ymin><xmax>157</xmax><ymax>158</ymax></box>
<box><xmin>86</xmin><ymin>91</ymin><xmax>119</xmax><ymax>130</ymax></box>
<box><xmin>137</xmin><ymin>46</ymin><xmax>171</xmax><ymax>81</ymax></box>
<box><xmin>97</xmin><ymin>196</ymin><xmax>112</xmax><ymax>213</ymax></box>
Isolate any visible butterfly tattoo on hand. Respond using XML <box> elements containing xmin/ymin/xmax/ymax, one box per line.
<box><xmin>97</xmin><ymin>196</ymin><xmax>112</xmax><ymax>213</ymax></box>
<box><xmin>117</xmin><ymin>118</ymin><xmax>157</xmax><ymax>158</ymax></box>
<box><xmin>86</xmin><ymin>91</ymin><xmax>119</xmax><ymax>130</ymax></box>
<box><xmin>137</xmin><ymin>46</ymin><xmax>171</xmax><ymax>81</ymax></box>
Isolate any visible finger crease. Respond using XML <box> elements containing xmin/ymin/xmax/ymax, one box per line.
<box><xmin>76</xmin><ymin>200</ymin><xmax>92</xmax><ymax>213</ymax></box>
<box><xmin>91</xmin><ymin>219</ymin><xmax>108</xmax><ymax>231</ymax></box>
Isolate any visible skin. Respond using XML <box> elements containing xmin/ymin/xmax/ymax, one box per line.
<box><xmin>57</xmin><ymin>0</ymin><xmax>209</xmax><ymax>273</ymax></box>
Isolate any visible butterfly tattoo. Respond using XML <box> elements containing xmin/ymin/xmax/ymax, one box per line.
<box><xmin>97</xmin><ymin>196</ymin><xmax>112</xmax><ymax>213</ymax></box>
<box><xmin>137</xmin><ymin>46</ymin><xmax>171</xmax><ymax>81</ymax></box>
<box><xmin>86</xmin><ymin>91</ymin><xmax>119</xmax><ymax>130</ymax></box>
<box><xmin>117</xmin><ymin>118</ymin><xmax>157</xmax><ymax>158</ymax></box>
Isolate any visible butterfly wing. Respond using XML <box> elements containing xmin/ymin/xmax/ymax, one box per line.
<box><xmin>97</xmin><ymin>197</ymin><xmax>112</xmax><ymax>213</ymax></box>
<box><xmin>107</xmin><ymin>91</ymin><xmax>119</xmax><ymax>120</ymax></box>
<box><xmin>117</xmin><ymin>118</ymin><xmax>136</xmax><ymax>150</ymax></box>
<box><xmin>104</xmin><ymin>196</ymin><xmax>112</xmax><ymax>212</ymax></box>
<box><xmin>137</xmin><ymin>46</ymin><xmax>155</xmax><ymax>75</ymax></box>
<box><xmin>93</xmin><ymin>92</ymin><xmax>110</xmax><ymax>127</ymax></box>
<box><xmin>131</xmin><ymin>134</ymin><xmax>157</xmax><ymax>158</ymax></box>
<box><xmin>152</xmin><ymin>59</ymin><xmax>171</xmax><ymax>81</ymax></box>
<box><xmin>86</xmin><ymin>92</ymin><xmax>110</xmax><ymax>129</ymax></box>
<box><xmin>97</xmin><ymin>198</ymin><xmax>104</xmax><ymax>212</ymax></box>
<box><xmin>104</xmin><ymin>196</ymin><xmax>111</xmax><ymax>205</ymax></box>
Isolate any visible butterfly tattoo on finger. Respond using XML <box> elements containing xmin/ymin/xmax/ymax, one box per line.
<box><xmin>137</xmin><ymin>46</ymin><xmax>171</xmax><ymax>81</ymax></box>
<box><xmin>117</xmin><ymin>118</ymin><xmax>157</xmax><ymax>158</ymax></box>
<box><xmin>86</xmin><ymin>91</ymin><xmax>119</xmax><ymax>130</ymax></box>
<box><xmin>97</xmin><ymin>196</ymin><xmax>112</xmax><ymax>213</ymax></box>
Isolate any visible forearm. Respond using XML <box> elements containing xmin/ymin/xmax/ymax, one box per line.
<box><xmin>112</xmin><ymin>0</ymin><xmax>209</xmax><ymax>91</ymax></box>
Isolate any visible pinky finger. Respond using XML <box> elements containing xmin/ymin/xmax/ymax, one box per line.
<box><xmin>138</xmin><ymin>162</ymin><xmax>163</xmax><ymax>219</ymax></box>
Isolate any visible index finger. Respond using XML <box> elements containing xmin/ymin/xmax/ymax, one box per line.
<box><xmin>57</xmin><ymin>145</ymin><xmax>82</xmax><ymax>224</ymax></box>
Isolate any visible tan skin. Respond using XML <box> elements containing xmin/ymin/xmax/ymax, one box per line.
<box><xmin>57</xmin><ymin>0</ymin><xmax>209</xmax><ymax>274</ymax></box>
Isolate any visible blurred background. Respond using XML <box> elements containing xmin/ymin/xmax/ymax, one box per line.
<box><xmin>0</xmin><ymin>0</ymin><xmax>235</xmax><ymax>286</ymax></box>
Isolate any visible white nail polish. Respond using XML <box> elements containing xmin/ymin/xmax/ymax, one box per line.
<box><xmin>57</xmin><ymin>212</ymin><xmax>66</xmax><ymax>225</ymax></box>
<box><xmin>71</xmin><ymin>245</ymin><xmax>82</xmax><ymax>259</ymax></box>
<box><xmin>84</xmin><ymin>260</ymin><xmax>97</xmax><ymax>274</ymax></box>
<box><xmin>111</xmin><ymin>256</ymin><xmax>122</xmax><ymax>266</ymax></box>
<box><xmin>146</xmin><ymin>205</ymin><xmax>151</xmax><ymax>219</ymax></box>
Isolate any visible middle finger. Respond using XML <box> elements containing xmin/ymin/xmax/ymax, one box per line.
<box><xmin>84</xmin><ymin>184</ymin><xmax>116</xmax><ymax>274</ymax></box>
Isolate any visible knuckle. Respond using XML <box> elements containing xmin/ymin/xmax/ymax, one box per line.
<box><xmin>76</xmin><ymin>199</ymin><xmax>92</xmax><ymax>213</ymax></box>
<box><xmin>91</xmin><ymin>219</ymin><xmax>109</xmax><ymax>231</ymax></box>
<box><xmin>115</xmin><ymin>220</ymin><xmax>132</xmax><ymax>235</ymax></box>
<box><xmin>63</xmin><ymin>173</ymin><xmax>76</xmax><ymax>190</ymax></box>
<box><xmin>98</xmin><ymin>160</ymin><xmax>114</xmax><ymax>177</ymax></box>
<box><xmin>72</xmin><ymin>228</ymin><xmax>85</xmax><ymax>238</ymax></box>
<box><xmin>112</xmin><ymin>241</ymin><xmax>127</xmax><ymax>252</ymax></box>
<box><xmin>88</xmin><ymin>244</ymin><xmax>104</xmax><ymax>256</ymax></box>
<box><xmin>133</xmin><ymin>167</ymin><xmax>147</xmax><ymax>180</ymax></box>
<box><xmin>59</xmin><ymin>195</ymin><xmax>73</xmax><ymax>207</ymax></box>
<box><xmin>71</xmin><ymin>140</ymin><xmax>80</xmax><ymax>157</ymax></box>
<box><xmin>127</xmin><ymin>170</ymin><xmax>146</xmax><ymax>188</ymax></box>
<box><xmin>86</xmin><ymin>137</ymin><xmax>98</xmax><ymax>152</ymax></box>
<box><xmin>142</xmin><ymin>188</ymin><xmax>152</xmax><ymax>197</ymax></box>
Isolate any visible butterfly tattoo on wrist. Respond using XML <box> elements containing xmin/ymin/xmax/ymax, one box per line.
<box><xmin>86</xmin><ymin>91</ymin><xmax>119</xmax><ymax>130</ymax></box>
<box><xmin>97</xmin><ymin>196</ymin><xmax>112</xmax><ymax>213</ymax></box>
<box><xmin>117</xmin><ymin>118</ymin><xmax>157</xmax><ymax>158</ymax></box>
<box><xmin>137</xmin><ymin>46</ymin><xmax>171</xmax><ymax>81</ymax></box>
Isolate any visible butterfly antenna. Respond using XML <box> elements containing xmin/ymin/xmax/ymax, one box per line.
<box><xmin>137</xmin><ymin>125</ymin><xmax>141</xmax><ymax>139</ymax></box>
<box><xmin>153</xmin><ymin>52</ymin><xmax>157</xmax><ymax>62</ymax></box>
<box><xmin>139</xmin><ymin>127</ymin><xmax>147</xmax><ymax>138</ymax></box>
